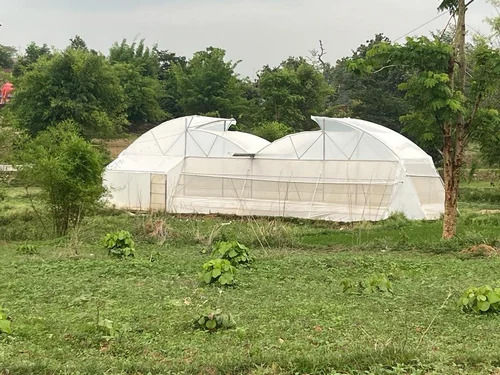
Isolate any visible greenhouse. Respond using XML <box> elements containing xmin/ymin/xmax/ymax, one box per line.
<box><xmin>103</xmin><ymin>115</ymin><xmax>444</xmax><ymax>221</ymax></box>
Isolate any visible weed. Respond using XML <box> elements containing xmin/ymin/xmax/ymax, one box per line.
<box><xmin>212</xmin><ymin>240</ymin><xmax>252</xmax><ymax>266</ymax></box>
<box><xmin>193</xmin><ymin>309</ymin><xmax>236</xmax><ymax>331</ymax></box>
<box><xmin>459</xmin><ymin>285</ymin><xmax>500</xmax><ymax>313</ymax></box>
<box><xmin>199</xmin><ymin>258</ymin><xmax>237</xmax><ymax>286</ymax></box>
<box><xmin>16</xmin><ymin>243</ymin><xmax>38</xmax><ymax>255</ymax></box>
<box><xmin>0</xmin><ymin>306</ymin><xmax>11</xmax><ymax>334</ymax></box>
<box><xmin>103</xmin><ymin>230</ymin><xmax>135</xmax><ymax>258</ymax></box>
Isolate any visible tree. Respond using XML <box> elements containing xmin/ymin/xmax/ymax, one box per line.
<box><xmin>112</xmin><ymin>62</ymin><xmax>166</xmax><ymax>124</ymax></box>
<box><xmin>325</xmin><ymin>35</ymin><xmax>410</xmax><ymax>132</ymax></box>
<box><xmin>352</xmin><ymin>1</ymin><xmax>500</xmax><ymax>238</ymax></box>
<box><xmin>0</xmin><ymin>44</ymin><xmax>16</xmax><ymax>69</ymax></box>
<box><xmin>156</xmin><ymin>49</ymin><xmax>187</xmax><ymax>118</ymax></box>
<box><xmin>173</xmin><ymin>47</ymin><xmax>246</xmax><ymax>118</ymax></box>
<box><xmin>109</xmin><ymin>39</ymin><xmax>159</xmax><ymax>78</ymax></box>
<box><xmin>108</xmin><ymin>40</ymin><xmax>167</xmax><ymax>124</ymax></box>
<box><xmin>69</xmin><ymin>35</ymin><xmax>88</xmax><ymax>51</ymax></box>
<box><xmin>12</xmin><ymin>42</ymin><xmax>52</xmax><ymax>77</ymax></box>
<box><xmin>17</xmin><ymin>121</ymin><xmax>106</xmax><ymax>235</ymax></box>
<box><xmin>11</xmin><ymin>48</ymin><xmax>127</xmax><ymax>138</ymax></box>
<box><xmin>257</xmin><ymin>58</ymin><xmax>332</xmax><ymax>131</ymax></box>
<box><xmin>250</xmin><ymin>121</ymin><xmax>293</xmax><ymax>142</ymax></box>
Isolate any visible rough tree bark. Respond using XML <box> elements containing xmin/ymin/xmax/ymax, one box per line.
<box><xmin>442</xmin><ymin>0</ymin><xmax>467</xmax><ymax>239</ymax></box>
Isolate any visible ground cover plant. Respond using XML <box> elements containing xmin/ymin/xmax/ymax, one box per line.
<box><xmin>103</xmin><ymin>230</ymin><xmax>135</xmax><ymax>258</ymax></box>
<box><xmin>0</xmin><ymin>181</ymin><xmax>499</xmax><ymax>374</ymax></box>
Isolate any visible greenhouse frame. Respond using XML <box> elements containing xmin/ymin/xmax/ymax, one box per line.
<box><xmin>103</xmin><ymin>115</ymin><xmax>444</xmax><ymax>221</ymax></box>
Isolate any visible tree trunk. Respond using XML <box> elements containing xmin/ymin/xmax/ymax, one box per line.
<box><xmin>442</xmin><ymin>122</ymin><xmax>457</xmax><ymax>239</ymax></box>
<box><xmin>442</xmin><ymin>0</ymin><xmax>466</xmax><ymax>239</ymax></box>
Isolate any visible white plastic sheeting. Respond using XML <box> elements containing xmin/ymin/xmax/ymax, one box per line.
<box><xmin>104</xmin><ymin>115</ymin><xmax>444</xmax><ymax>221</ymax></box>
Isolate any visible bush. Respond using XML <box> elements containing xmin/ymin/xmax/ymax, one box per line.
<box><xmin>0</xmin><ymin>306</ymin><xmax>12</xmax><ymax>334</ymax></box>
<box><xmin>193</xmin><ymin>310</ymin><xmax>235</xmax><ymax>331</ymax></box>
<box><xmin>199</xmin><ymin>259</ymin><xmax>236</xmax><ymax>286</ymax></box>
<box><xmin>103</xmin><ymin>230</ymin><xmax>135</xmax><ymax>258</ymax></box>
<box><xmin>212</xmin><ymin>240</ymin><xmax>252</xmax><ymax>266</ymax></box>
<box><xmin>459</xmin><ymin>285</ymin><xmax>500</xmax><ymax>313</ymax></box>
<box><xmin>16</xmin><ymin>122</ymin><xmax>106</xmax><ymax>236</ymax></box>
<box><xmin>16</xmin><ymin>243</ymin><xmax>38</xmax><ymax>255</ymax></box>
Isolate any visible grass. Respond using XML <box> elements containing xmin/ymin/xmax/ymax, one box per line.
<box><xmin>0</xmin><ymin>182</ymin><xmax>500</xmax><ymax>374</ymax></box>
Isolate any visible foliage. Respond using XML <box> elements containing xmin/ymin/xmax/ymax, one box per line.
<box><xmin>16</xmin><ymin>243</ymin><xmax>38</xmax><ymax>255</ymax></box>
<box><xmin>103</xmin><ymin>230</ymin><xmax>135</xmax><ymax>258</ymax></box>
<box><xmin>0</xmin><ymin>44</ymin><xmax>16</xmax><ymax>69</ymax></box>
<box><xmin>12</xmin><ymin>42</ymin><xmax>52</xmax><ymax>77</ymax></box>
<box><xmin>257</xmin><ymin>58</ymin><xmax>332</xmax><ymax>130</ymax></box>
<box><xmin>250</xmin><ymin>121</ymin><xmax>292</xmax><ymax>142</ymax></box>
<box><xmin>111</xmin><ymin>62</ymin><xmax>166</xmax><ymax>124</ymax></box>
<box><xmin>11</xmin><ymin>48</ymin><xmax>128</xmax><ymax>138</ymax></box>
<box><xmin>109</xmin><ymin>39</ymin><xmax>159</xmax><ymax>78</ymax></box>
<box><xmin>212</xmin><ymin>240</ymin><xmax>252</xmax><ymax>266</ymax></box>
<box><xmin>69</xmin><ymin>35</ymin><xmax>88</xmax><ymax>51</ymax></box>
<box><xmin>173</xmin><ymin>47</ymin><xmax>246</xmax><ymax>118</ymax></box>
<box><xmin>0</xmin><ymin>306</ymin><xmax>11</xmax><ymax>335</ymax></box>
<box><xmin>325</xmin><ymin>34</ymin><xmax>410</xmax><ymax>137</ymax></box>
<box><xmin>16</xmin><ymin>121</ymin><xmax>106</xmax><ymax>235</ymax></box>
<box><xmin>193</xmin><ymin>309</ymin><xmax>236</xmax><ymax>331</ymax></box>
<box><xmin>199</xmin><ymin>258</ymin><xmax>237</xmax><ymax>286</ymax></box>
<box><xmin>459</xmin><ymin>285</ymin><xmax>500</xmax><ymax>313</ymax></box>
<box><xmin>156</xmin><ymin>49</ymin><xmax>187</xmax><ymax>117</ymax></box>
<box><xmin>341</xmin><ymin>274</ymin><xmax>394</xmax><ymax>294</ymax></box>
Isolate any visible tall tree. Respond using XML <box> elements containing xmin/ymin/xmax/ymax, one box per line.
<box><xmin>156</xmin><ymin>50</ymin><xmax>187</xmax><ymax>118</ymax></box>
<box><xmin>325</xmin><ymin>35</ymin><xmax>410</xmax><ymax>133</ymax></box>
<box><xmin>173</xmin><ymin>47</ymin><xmax>245</xmax><ymax>118</ymax></box>
<box><xmin>12</xmin><ymin>49</ymin><xmax>127</xmax><ymax>138</ymax></box>
<box><xmin>352</xmin><ymin>0</ymin><xmax>500</xmax><ymax>238</ymax></box>
<box><xmin>0</xmin><ymin>44</ymin><xmax>16</xmax><ymax>69</ymax></box>
<box><xmin>69</xmin><ymin>35</ymin><xmax>88</xmax><ymax>51</ymax></box>
<box><xmin>257</xmin><ymin>58</ymin><xmax>332</xmax><ymax>130</ymax></box>
<box><xmin>109</xmin><ymin>39</ymin><xmax>159</xmax><ymax>78</ymax></box>
<box><xmin>13</xmin><ymin>42</ymin><xmax>52</xmax><ymax>77</ymax></box>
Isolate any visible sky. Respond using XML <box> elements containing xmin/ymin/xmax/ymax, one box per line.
<box><xmin>1</xmin><ymin>0</ymin><xmax>497</xmax><ymax>77</ymax></box>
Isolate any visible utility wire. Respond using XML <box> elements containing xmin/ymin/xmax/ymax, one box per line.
<box><xmin>394</xmin><ymin>12</ymin><xmax>448</xmax><ymax>42</ymax></box>
<box><xmin>394</xmin><ymin>0</ymin><xmax>476</xmax><ymax>43</ymax></box>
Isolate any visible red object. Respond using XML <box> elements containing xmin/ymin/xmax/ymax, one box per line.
<box><xmin>0</xmin><ymin>82</ymin><xmax>14</xmax><ymax>104</ymax></box>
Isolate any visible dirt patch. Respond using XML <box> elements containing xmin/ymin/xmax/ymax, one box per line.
<box><xmin>460</xmin><ymin>244</ymin><xmax>500</xmax><ymax>257</ymax></box>
<box><xmin>98</xmin><ymin>137</ymin><xmax>137</xmax><ymax>158</ymax></box>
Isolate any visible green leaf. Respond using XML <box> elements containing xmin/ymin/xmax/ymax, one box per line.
<box><xmin>212</xmin><ymin>268</ymin><xmax>221</xmax><ymax>278</ymax></box>
<box><xmin>478</xmin><ymin>301</ymin><xmax>491</xmax><ymax>312</ymax></box>
<box><xmin>0</xmin><ymin>319</ymin><xmax>12</xmax><ymax>334</ymax></box>
<box><xmin>205</xmin><ymin>319</ymin><xmax>217</xmax><ymax>330</ymax></box>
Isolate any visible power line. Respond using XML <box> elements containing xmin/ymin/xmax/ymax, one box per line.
<box><xmin>394</xmin><ymin>12</ymin><xmax>448</xmax><ymax>42</ymax></box>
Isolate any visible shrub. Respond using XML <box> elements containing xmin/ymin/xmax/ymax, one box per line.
<box><xmin>16</xmin><ymin>243</ymin><xmax>38</xmax><ymax>255</ymax></box>
<box><xmin>459</xmin><ymin>285</ymin><xmax>500</xmax><ymax>313</ymax></box>
<box><xmin>341</xmin><ymin>274</ymin><xmax>393</xmax><ymax>295</ymax></box>
<box><xmin>0</xmin><ymin>306</ymin><xmax>12</xmax><ymax>334</ymax></box>
<box><xmin>16</xmin><ymin>121</ymin><xmax>106</xmax><ymax>236</ymax></box>
<box><xmin>212</xmin><ymin>240</ymin><xmax>252</xmax><ymax>266</ymax></box>
<box><xmin>199</xmin><ymin>259</ymin><xmax>236</xmax><ymax>286</ymax></box>
<box><xmin>103</xmin><ymin>230</ymin><xmax>135</xmax><ymax>258</ymax></box>
<box><xmin>193</xmin><ymin>309</ymin><xmax>236</xmax><ymax>331</ymax></box>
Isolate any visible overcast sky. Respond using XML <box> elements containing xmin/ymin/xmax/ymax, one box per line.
<box><xmin>1</xmin><ymin>0</ymin><xmax>496</xmax><ymax>77</ymax></box>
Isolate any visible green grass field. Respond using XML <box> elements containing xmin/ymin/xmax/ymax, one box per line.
<box><xmin>0</xmin><ymin>183</ymin><xmax>499</xmax><ymax>375</ymax></box>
